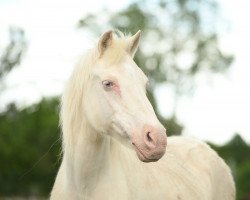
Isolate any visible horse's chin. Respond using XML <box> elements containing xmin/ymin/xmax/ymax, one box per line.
<box><xmin>133</xmin><ymin>145</ymin><xmax>164</xmax><ymax>163</ymax></box>
<box><xmin>135</xmin><ymin>149</ymin><xmax>160</xmax><ymax>163</ymax></box>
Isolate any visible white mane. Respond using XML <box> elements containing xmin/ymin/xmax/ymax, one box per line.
<box><xmin>61</xmin><ymin>31</ymin><xmax>129</xmax><ymax>150</ymax></box>
<box><xmin>61</xmin><ymin>50</ymin><xmax>95</xmax><ymax>151</ymax></box>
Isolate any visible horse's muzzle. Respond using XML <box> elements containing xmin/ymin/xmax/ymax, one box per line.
<box><xmin>131</xmin><ymin>125</ymin><xmax>167</xmax><ymax>162</ymax></box>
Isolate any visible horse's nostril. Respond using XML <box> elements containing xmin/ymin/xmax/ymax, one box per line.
<box><xmin>146</xmin><ymin>132</ymin><xmax>152</xmax><ymax>142</ymax></box>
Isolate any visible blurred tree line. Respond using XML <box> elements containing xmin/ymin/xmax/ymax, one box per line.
<box><xmin>0</xmin><ymin>98</ymin><xmax>60</xmax><ymax>196</ymax></box>
<box><xmin>0</xmin><ymin>0</ymin><xmax>249</xmax><ymax>199</ymax></box>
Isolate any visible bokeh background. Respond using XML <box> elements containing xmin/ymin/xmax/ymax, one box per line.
<box><xmin>0</xmin><ymin>0</ymin><xmax>250</xmax><ymax>199</ymax></box>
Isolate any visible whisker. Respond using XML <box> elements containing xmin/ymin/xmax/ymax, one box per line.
<box><xmin>19</xmin><ymin>137</ymin><xmax>61</xmax><ymax>180</ymax></box>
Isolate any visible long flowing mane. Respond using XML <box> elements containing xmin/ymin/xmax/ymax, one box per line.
<box><xmin>61</xmin><ymin>51</ymin><xmax>95</xmax><ymax>151</ymax></box>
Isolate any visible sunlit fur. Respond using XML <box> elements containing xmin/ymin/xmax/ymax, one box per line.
<box><xmin>51</xmin><ymin>31</ymin><xmax>235</xmax><ymax>200</ymax></box>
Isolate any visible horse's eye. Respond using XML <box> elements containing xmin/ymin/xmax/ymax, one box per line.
<box><xmin>102</xmin><ymin>80</ymin><xmax>114</xmax><ymax>91</ymax></box>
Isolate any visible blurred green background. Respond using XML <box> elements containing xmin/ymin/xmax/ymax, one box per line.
<box><xmin>0</xmin><ymin>0</ymin><xmax>250</xmax><ymax>199</ymax></box>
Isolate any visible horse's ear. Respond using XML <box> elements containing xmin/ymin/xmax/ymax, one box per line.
<box><xmin>127</xmin><ymin>30</ymin><xmax>141</xmax><ymax>58</ymax></box>
<box><xmin>98</xmin><ymin>30</ymin><xmax>113</xmax><ymax>56</ymax></box>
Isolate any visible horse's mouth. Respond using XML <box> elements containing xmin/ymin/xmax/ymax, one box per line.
<box><xmin>132</xmin><ymin>143</ymin><xmax>160</xmax><ymax>163</ymax></box>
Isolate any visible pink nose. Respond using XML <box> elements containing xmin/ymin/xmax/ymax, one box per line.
<box><xmin>132</xmin><ymin>125</ymin><xmax>167</xmax><ymax>162</ymax></box>
<box><xmin>144</xmin><ymin>126</ymin><xmax>159</xmax><ymax>149</ymax></box>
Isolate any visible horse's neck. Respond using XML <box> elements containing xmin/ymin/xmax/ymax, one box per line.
<box><xmin>63</xmin><ymin>120</ymin><xmax>113</xmax><ymax>192</ymax></box>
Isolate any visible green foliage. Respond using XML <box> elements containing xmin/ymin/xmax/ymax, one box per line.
<box><xmin>0</xmin><ymin>98</ymin><xmax>61</xmax><ymax>196</ymax></box>
<box><xmin>78</xmin><ymin>0</ymin><xmax>233</xmax><ymax>135</ymax></box>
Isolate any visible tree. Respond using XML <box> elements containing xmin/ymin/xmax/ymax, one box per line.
<box><xmin>78</xmin><ymin>0</ymin><xmax>233</xmax><ymax>135</ymax></box>
<box><xmin>0</xmin><ymin>27</ymin><xmax>27</xmax><ymax>90</ymax></box>
<box><xmin>0</xmin><ymin>98</ymin><xmax>60</xmax><ymax>196</ymax></box>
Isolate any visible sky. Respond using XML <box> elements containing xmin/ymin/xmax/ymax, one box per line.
<box><xmin>0</xmin><ymin>0</ymin><xmax>249</xmax><ymax>145</ymax></box>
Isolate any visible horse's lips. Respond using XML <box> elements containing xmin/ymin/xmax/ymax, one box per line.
<box><xmin>132</xmin><ymin>143</ymin><xmax>160</xmax><ymax>163</ymax></box>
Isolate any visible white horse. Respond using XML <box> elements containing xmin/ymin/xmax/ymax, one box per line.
<box><xmin>51</xmin><ymin>30</ymin><xmax>235</xmax><ymax>200</ymax></box>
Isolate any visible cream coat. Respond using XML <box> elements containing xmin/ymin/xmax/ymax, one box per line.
<box><xmin>51</xmin><ymin>31</ymin><xmax>235</xmax><ymax>200</ymax></box>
